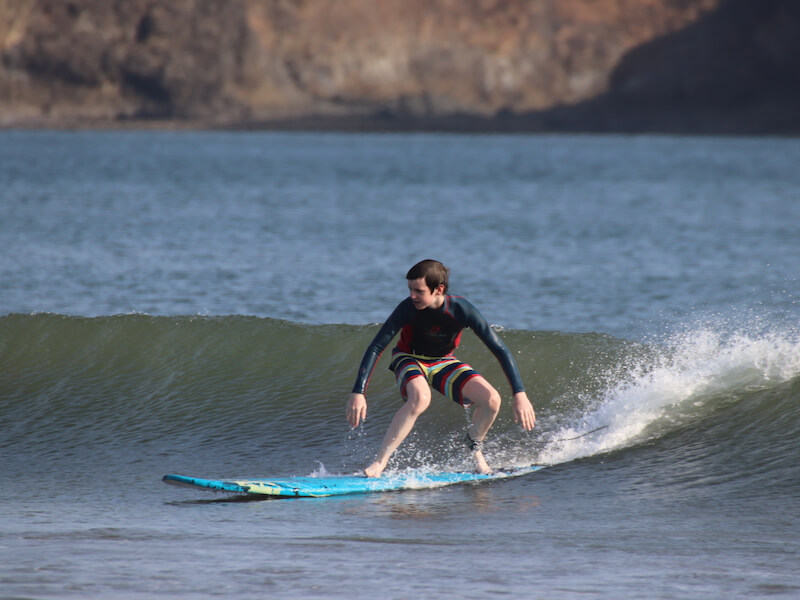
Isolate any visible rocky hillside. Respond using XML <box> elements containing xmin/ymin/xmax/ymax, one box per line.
<box><xmin>1</xmin><ymin>0</ymin><xmax>798</xmax><ymax>133</ymax></box>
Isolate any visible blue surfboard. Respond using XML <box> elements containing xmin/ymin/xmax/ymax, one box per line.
<box><xmin>163</xmin><ymin>465</ymin><xmax>544</xmax><ymax>498</ymax></box>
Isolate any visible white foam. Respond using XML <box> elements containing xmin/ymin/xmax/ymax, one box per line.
<box><xmin>309</xmin><ymin>461</ymin><xmax>333</xmax><ymax>477</ymax></box>
<box><xmin>536</xmin><ymin>326</ymin><xmax>800</xmax><ymax>466</ymax></box>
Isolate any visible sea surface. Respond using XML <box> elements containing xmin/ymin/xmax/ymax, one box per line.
<box><xmin>1</xmin><ymin>130</ymin><xmax>799</xmax><ymax>599</ymax></box>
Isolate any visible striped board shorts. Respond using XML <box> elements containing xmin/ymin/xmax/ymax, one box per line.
<box><xmin>389</xmin><ymin>350</ymin><xmax>481</xmax><ymax>406</ymax></box>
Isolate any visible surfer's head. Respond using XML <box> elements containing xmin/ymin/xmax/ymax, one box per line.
<box><xmin>407</xmin><ymin>259</ymin><xmax>449</xmax><ymax>294</ymax></box>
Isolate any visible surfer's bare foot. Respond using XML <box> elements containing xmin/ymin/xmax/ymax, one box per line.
<box><xmin>364</xmin><ymin>461</ymin><xmax>386</xmax><ymax>478</ymax></box>
<box><xmin>465</xmin><ymin>432</ymin><xmax>492</xmax><ymax>474</ymax></box>
<box><xmin>473</xmin><ymin>450</ymin><xmax>492</xmax><ymax>474</ymax></box>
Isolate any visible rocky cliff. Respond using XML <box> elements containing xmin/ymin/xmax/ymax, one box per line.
<box><xmin>1</xmin><ymin>0</ymin><xmax>798</xmax><ymax>133</ymax></box>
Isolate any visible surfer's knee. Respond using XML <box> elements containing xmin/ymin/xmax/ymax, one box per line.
<box><xmin>404</xmin><ymin>379</ymin><xmax>431</xmax><ymax>415</ymax></box>
<box><xmin>405</xmin><ymin>394</ymin><xmax>431</xmax><ymax>416</ymax></box>
<box><xmin>463</xmin><ymin>378</ymin><xmax>501</xmax><ymax>414</ymax></box>
<box><xmin>484</xmin><ymin>388</ymin><xmax>501</xmax><ymax>414</ymax></box>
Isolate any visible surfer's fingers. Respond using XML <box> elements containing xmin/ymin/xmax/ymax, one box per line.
<box><xmin>511</xmin><ymin>393</ymin><xmax>536</xmax><ymax>431</ymax></box>
<box><xmin>350</xmin><ymin>411</ymin><xmax>365</xmax><ymax>428</ymax></box>
<box><xmin>346</xmin><ymin>394</ymin><xmax>367</xmax><ymax>428</ymax></box>
<box><xmin>525</xmin><ymin>409</ymin><xmax>537</xmax><ymax>430</ymax></box>
<box><xmin>515</xmin><ymin>406</ymin><xmax>536</xmax><ymax>431</ymax></box>
<box><xmin>347</xmin><ymin>408</ymin><xmax>362</xmax><ymax>428</ymax></box>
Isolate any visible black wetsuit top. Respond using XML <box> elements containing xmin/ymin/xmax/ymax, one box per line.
<box><xmin>351</xmin><ymin>295</ymin><xmax>526</xmax><ymax>395</ymax></box>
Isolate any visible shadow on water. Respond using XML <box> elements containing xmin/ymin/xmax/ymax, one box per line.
<box><xmin>165</xmin><ymin>494</ymin><xmax>281</xmax><ymax>505</ymax></box>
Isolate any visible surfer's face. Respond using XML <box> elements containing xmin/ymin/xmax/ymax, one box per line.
<box><xmin>407</xmin><ymin>278</ymin><xmax>445</xmax><ymax>310</ymax></box>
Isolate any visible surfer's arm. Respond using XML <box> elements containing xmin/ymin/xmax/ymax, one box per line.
<box><xmin>458</xmin><ymin>299</ymin><xmax>536</xmax><ymax>430</ymax></box>
<box><xmin>351</xmin><ymin>321</ymin><xmax>397</xmax><ymax>395</ymax></box>
<box><xmin>457</xmin><ymin>298</ymin><xmax>526</xmax><ymax>393</ymax></box>
<box><xmin>348</xmin><ymin>300</ymin><xmax>412</xmax><ymax>427</ymax></box>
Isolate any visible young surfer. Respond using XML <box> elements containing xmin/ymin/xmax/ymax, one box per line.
<box><xmin>347</xmin><ymin>259</ymin><xmax>536</xmax><ymax>477</ymax></box>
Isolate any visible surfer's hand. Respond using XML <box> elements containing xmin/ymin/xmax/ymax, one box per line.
<box><xmin>347</xmin><ymin>393</ymin><xmax>367</xmax><ymax>428</ymax></box>
<box><xmin>512</xmin><ymin>392</ymin><xmax>536</xmax><ymax>431</ymax></box>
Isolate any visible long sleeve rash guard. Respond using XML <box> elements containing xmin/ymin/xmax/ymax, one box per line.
<box><xmin>351</xmin><ymin>295</ymin><xmax>526</xmax><ymax>395</ymax></box>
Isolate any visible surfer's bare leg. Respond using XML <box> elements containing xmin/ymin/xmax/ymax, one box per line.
<box><xmin>462</xmin><ymin>376</ymin><xmax>501</xmax><ymax>474</ymax></box>
<box><xmin>364</xmin><ymin>377</ymin><xmax>431</xmax><ymax>478</ymax></box>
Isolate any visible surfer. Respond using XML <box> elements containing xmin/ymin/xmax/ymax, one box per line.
<box><xmin>347</xmin><ymin>259</ymin><xmax>536</xmax><ymax>477</ymax></box>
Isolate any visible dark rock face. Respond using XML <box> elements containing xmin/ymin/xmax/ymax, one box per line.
<box><xmin>1</xmin><ymin>0</ymin><xmax>797</xmax><ymax>133</ymax></box>
<box><xmin>1</xmin><ymin>0</ymin><xmax>253</xmax><ymax>121</ymax></box>
<box><xmin>598</xmin><ymin>0</ymin><xmax>800</xmax><ymax>133</ymax></box>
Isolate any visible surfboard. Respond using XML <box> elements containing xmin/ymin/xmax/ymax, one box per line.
<box><xmin>162</xmin><ymin>465</ymin><xmax>544</xmax><ymax>498</ymax></box>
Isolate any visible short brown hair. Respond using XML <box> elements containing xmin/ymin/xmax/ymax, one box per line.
<box><xmin>406</xmin><ymin>259</ymin><xmax>449</xmax><ymax>293</ymax></box>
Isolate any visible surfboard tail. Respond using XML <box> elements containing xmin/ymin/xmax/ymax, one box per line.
<box><xmin>162</xmin><ymin>474</ymin><xmax>250</xmax><ymax>494</ymax></box>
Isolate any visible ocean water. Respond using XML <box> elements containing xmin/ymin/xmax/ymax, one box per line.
<box><xmin>1</xmin><ymin>130</ymin><xmax>799</xmax><ymax>599</ymax></box>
